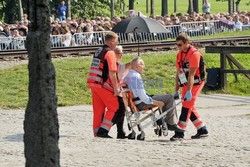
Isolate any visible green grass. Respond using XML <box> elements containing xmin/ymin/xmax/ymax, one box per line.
<box><xmin>125</xmin><ymin>0</ymin><xmax>250</xmax><ymax>16</ymax></box>
<box><xmin>191</xmin><ymin>29</ymin><xmax>250</xmax><ymax>40</ymax></box>
<box><xmin>0</xmin><ymin>51</ymin><xmax>250</xmax><ymax>109</ymax></box>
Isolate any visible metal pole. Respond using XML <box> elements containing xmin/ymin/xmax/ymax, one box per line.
<box><xmin>111</xmin><ymin>0</ymin><xmax>114</xmax><ymax>18</ymax></box>
<box><xmin>228</xmin><ymin>0</ymin><xmax>233</xmax><ymax>14</ymax></box>
<box><xmin>67</xmin><ymin>0</ymin><xmax>71</xmax><ymax>18</ymax></box>
<box><xmin>146</xmin><ymin>0</ymin><xmax>149</xmax><ymax>13</ymax></box>
<box><xmin>150</xmin><ymin>0</ymin><xmax>155</xmax><ymax>16</ymax></box>
<box><xmin>18</xmin><ymin>0</ymin><xmax>23</xmax><ymax>21</ymax></box>
<box><xmin>162</xmin><ymin>0</ymin><xmax>167</xmax><ymax>16</ymax></box>
<box><xmin>174</xmin><ymin>0</ymin><xmax>177</xmax><ymax>13</ymax></box>
<box><xmin>129</xmin><ymin>0</ymin><xmax>134</xmax><ymax>10</ymax></box>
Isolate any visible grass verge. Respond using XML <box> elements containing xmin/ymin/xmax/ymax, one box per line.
<box><xmin>0</xmin><ymin>51</ymin><xmax>249</xmax><ymax>109</ymax></box>
<box><xmin>125</xmin><ymin>0</ymin><xmax>250</xmax><ymax>16</ymax></box>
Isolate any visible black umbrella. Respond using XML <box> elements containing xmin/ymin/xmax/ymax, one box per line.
<box><xmin>112</xmin><ymin>16</ymin><xmax>168</xmax><ymax>33</ymax></box>
<box><xmin>112</xmin><ymin>16</ymin><xmax>168</xmax><ymax>56</ymax></box>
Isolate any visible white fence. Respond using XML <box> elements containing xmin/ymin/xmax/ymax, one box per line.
<box><xmin>0</xmin><ymin>37</ymin><xmax>26</xmax><ymax>50</ymax></box>
<box><xmin>0</xmin><ymin>20</ymin><xmax>249</xmax><ymax>51</ymax></box>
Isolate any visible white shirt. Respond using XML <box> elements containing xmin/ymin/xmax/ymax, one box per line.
<box><xmin>118</xmin><ymin>63</ymin><xmax>129</xmax><ymax>82</ymax></box>
<box><xmin>202</xmin><ymin>2</ymin><xmax>210</xmax><ymax>13</ymax></box>
<box><xmin>125</xmin><ymin>69</ymin><xmax>153</xmax><ymax>105</ymax></box>
<box><xmin>234</xmin><ymin>21</ymin><xmax>243</xmax><ymax>31</ymax></box>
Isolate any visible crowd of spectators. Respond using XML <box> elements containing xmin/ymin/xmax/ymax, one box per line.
<box><xmin>0</xmin><ymin>10</ymin><xmax>249</xmax><ymax>49</ymax></box>
<box><xmin>0</xmin><ymin>10</ymin><xmax>249</xmax><ymax>38</ymax></box>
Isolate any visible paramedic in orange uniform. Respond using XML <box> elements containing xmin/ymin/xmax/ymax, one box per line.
<box><xmin>170</xmin><ymin>34</ymin><xmax>208</xmax><ymax>141</ymax></box>
<box><xmin>87</xmin><ymin>32</ymin><xmax>120</xmax><ymax>138</ymax></box>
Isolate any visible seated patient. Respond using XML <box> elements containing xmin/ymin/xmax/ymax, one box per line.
<box><xmin>125</xmin><ymin>57</ymin><xmax>184</xmax><ymax>132</ymax></box>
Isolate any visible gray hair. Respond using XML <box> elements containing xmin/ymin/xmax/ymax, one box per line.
<box><xmin>131</xmin><ymin>57</ymin><xmax>144</xmax><ymax>68</ymax></box>
<box><xmin>114</xmin><ymin>45</ymin><xmax>123</xmax><ymax>54</ymax></box>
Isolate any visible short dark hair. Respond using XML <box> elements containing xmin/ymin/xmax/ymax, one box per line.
<box><xmin>176</xmin><ymin>33</ymin><xmax>190</xmax><ymax>43</ymax></box>
<box><xmin>105</xmin><ymin>31</ymin><xmax>118</xmax><ymax>41</ymax></box>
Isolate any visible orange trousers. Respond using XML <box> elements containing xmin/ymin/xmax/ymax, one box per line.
<box><xmin>178</xmin><ymin>81</ymin><xmax>205</xmax><ymax>130</ymax></box>
<box><xmin>90</xmin><ymin>87</ymin><xmax>118</xmax><ymax>136</ymax></box>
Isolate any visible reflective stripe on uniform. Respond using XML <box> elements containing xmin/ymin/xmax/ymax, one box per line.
<box><xmin>179</xmin><ymin>120</ymin><xmax>187</xmax><ymax>126</ymax></box>
<box><xmin>89</xmin><ymin>69</ymin><xmax>102</xmax><ymax>76</ymax></box>
<box><xmin>100</xmin><ymin>124</ymin><xmax>111</xmax><ymax>131</ymax></box>
<box><xmin>102</xmin><ymin>119</ymin><xmax>113</xmax><ymax>126</ymax></box>
<box><xmin>196</xmin><ymin>123</ymin><xmax>205</xmax><ymax>130</ymax></box>
<box><xmin>103</xmin><ymin>82</ymin><xmax>114</xmax><ymax>92</ymax></box>
<box><xmin>87</xmin><ymin>76</ymin><xmax>101</xmax><ymax>82</ymax></box>
<box><xmin>192</xmin><ymin>118</ymin><xmax>202</xmax><ymax>125</ymax></box>
<box><xmin>178</xmin><ymin>121</ymin><xmax>187</xmax><ymax>129</ymax></box>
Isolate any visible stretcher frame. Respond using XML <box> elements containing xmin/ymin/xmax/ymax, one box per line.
<box><xmin>121</xmin><ymin>89</ymin><xmax>182</xmax><ymax>140</ymax></box>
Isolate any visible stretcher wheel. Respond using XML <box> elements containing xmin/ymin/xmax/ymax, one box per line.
<box><xmin>163</xmin><ymin>131</ymin><xmax>168</xmax><ymax>136</ymax></box>
<box><xmin>154</xmin><ymin>128</ymin><xmax>161</xmax><ymax>136</ymax></box>
<box><xmin>128</xmin><ymin>131</ymin><xmax>136</xmax><ymax>140</ymax></box>
<box><xmin>137</xmin><ymin>133</ymin><xmax>145</xmax><ymax>141</ymax></box>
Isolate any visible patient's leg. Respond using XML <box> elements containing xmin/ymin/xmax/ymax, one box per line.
<box><xmin>151</xmin><ymin>94</ymin><xmax>178</xmax><ymax>125</ymax></box>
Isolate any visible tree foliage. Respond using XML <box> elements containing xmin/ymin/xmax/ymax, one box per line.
<box><xmin>0</xmin><ymin>0</ymin><xmax>124</xmax><ymax>23</ymax></box>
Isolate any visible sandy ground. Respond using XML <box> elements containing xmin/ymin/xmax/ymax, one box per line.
<box><xmin>0</xmin><ymin>59</ymin><xmax>28</xmax><ymax>70</ymax></box>
<box><xmin>0</xmin><ymin>94</ymin><xmax>250</xmax><ymax>167</ymax></box>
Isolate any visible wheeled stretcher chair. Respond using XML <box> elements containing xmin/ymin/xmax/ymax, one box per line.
<box><xmin>121</xmin><ymin>88</ymin><xmax>173</xmax><ymax>141</ymax></box>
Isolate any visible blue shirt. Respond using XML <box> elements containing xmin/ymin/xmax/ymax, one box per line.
<box><xmin>57</xmin><ymin>5</ymin><xmax>67</xmax><ymax>16</ymax></box>
<box><xmin>125</xmin><ymin>69</ymin><xmax>153</xmax><ymax>105</ymax></box>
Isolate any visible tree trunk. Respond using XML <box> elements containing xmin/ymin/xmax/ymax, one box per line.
<box><xmin>67</xmin><ymin>0</ymin><xmax>71</xmax><ymax>18</ymax></box>
<box><xmin>111</xmin><ymin>0</ymin><xmax>115</xmax><ymax>18</ymax></box>
<box><xmin>161</xmin><ymin>0</ymin><xmax>168</xmax><ymax>16</ymax></box>
<box><xmin>235</xmin><ymin>0</ymin><xmax>240</xmax><ymax>12</ymax></box>
<box><xmin>146</xmin><ymin>0</ymin><xmax>149</xmax><ymax>13</ymax></box>
<box><xmin>228</xmin><ymin>0</ymin><xmax>233</xmax><ymax>14</ymax></box>
<box><xmin>18</xmin><ymin>0</ymin><xmax>23</xmax><ymax>21</ymax></box>
<box><xmin>174</xmin><ymin>0</ymin><xmax>177</xmax><ymax>13</ymax></box>
<box><xmin>4</xmin><ymin>0</ymin><xmax>16</xmax><ymax>23</ymax></box>
<box><xmin>24</xmin><ymin>0</ymin><xmax>60</xmax><ymax>166</ymax></box>
<box><xmin>150</xmin><ymin>0</ymin><xmax>155</xmax><ymax>17</ymax></box>
<box><xmin>129</xmin><ymin>0</ymin><xmax>134</xmax><ymax>10</ymax></box>
<box><xmin>187</xmin><ymin>0</ymin><xmax>193</xmax><ymax>14</ymax></box>
<box><xmin>193</xmin><ymin>0</ymin><xmax>198</xmax><ymax>13</ymax></box>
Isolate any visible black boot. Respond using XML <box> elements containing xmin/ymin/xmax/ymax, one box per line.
<box><xmin>170</xmin><ymin>131</ymin><xmax>184</xmax><ymax>141</ymax></box>
<box><xmin>116</xmin><ymin>118</ymin><xmax>127</xmax><ymax>139</ymax></box>
<box><xmin>191</xmin><ymin>126</ymin><xmax>208</xmax><ymax>139</ymax></box>
<box><xmin>96</xmin><ymin>127</ymin><xmax>112</xmax><ymax>138</ymax></box>
<box><xmin>167</xmin><ymin>124</ymin><xmax>185</xmax><ymax>133</ymax></box>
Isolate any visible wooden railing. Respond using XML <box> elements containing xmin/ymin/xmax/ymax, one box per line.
<box><xmin>205</xmin><ymin>46</ymin><xmax>250</xmax><ymax>89</ymax></box>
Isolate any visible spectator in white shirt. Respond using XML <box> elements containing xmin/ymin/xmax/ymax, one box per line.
<box><xmin>234</xmin><ymin>15</ymin><xmax>243</xmax><ymax>31</ymax></box>
<box><xmin>202</xmin><ymin>0</ymin><xmax>211</xmax><ymax>14</ymax></box>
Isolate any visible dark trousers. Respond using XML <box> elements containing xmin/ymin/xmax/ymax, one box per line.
<box><xmin>112</xmin><ymin>96</ymin><xmax>126</xmax><ymax>133</ymax></box>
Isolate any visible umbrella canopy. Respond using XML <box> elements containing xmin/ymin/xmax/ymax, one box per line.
<box><xmin>112</xmin><ymin>16</ymin><xmax>168</xmax><ymax>33</ymax></box>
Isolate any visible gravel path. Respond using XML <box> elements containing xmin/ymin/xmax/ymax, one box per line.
<box><xmin>0</xmin><ymin>94</ymin><xmax>250</xmax><ymax>167</ymax></box>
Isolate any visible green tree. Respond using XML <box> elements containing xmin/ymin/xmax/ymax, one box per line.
<box><xmin>0</xmin><ymin>0</ymin><xmax>19</xmax><ymax>23</ymax></box>
<box><xmin>0</xmin><ymin>0</ymin><xmax>123</xmax><ymax>23</ymax></box>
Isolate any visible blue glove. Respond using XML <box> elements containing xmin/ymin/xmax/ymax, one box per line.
<box><xmin>184</xmin><ymin>90</ymin><xmax>192</xmax><ymax>101</ymax></box>
<box><xmin>173</xmin><ymin>91</ymin><xmax>180</xmax><ymax>100</ymax></box>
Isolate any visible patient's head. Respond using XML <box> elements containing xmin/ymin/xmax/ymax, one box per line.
<box><xmin>131</xmin><ymin>57</ymin><xmax>145</xmax><ymax>74</ymax></box>
<box><xmin>114</xmin><ymin>45</ymin><xmax>123</xmax><ymax>62</ymax></box>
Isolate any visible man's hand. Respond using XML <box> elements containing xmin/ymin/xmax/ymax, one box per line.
<box><xmin>114</xmin><ymin>89</ymin><xmax>121</xmax><ymax>96</ymax></box>
<box><xmin>173</xmin><ymin>91</ymin><xmax>180</xmax><ymax>100</ymax></box>
<box><xmin>153</xmin><ymin>100</ymin><xmax>164</xmax><ymax>108</ymax></box>
<box><xmin>184</xmin><ymin>90</ymin><xmax>192</xmax><ymax>101</ymax></box>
